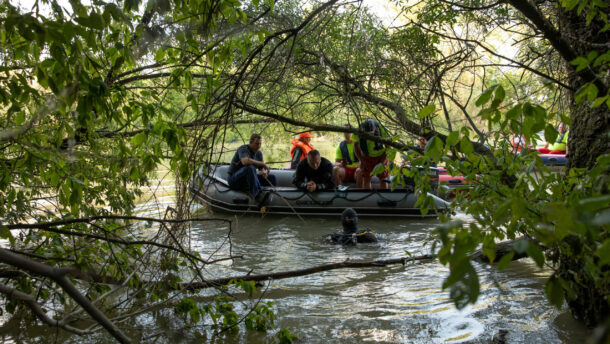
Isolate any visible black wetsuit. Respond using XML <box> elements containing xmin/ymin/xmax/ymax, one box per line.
<box><xmin>324</xmin><ymin>208</ymin><xmax>378</xmax><ymax>245</ymax></box>
<box><xmin>324</xmin><ymin>230</ymin><xmax>378</xmax><ymax>245</ymax></box>
<box><xmin>293</xmin><ymin>157</ymin><xmax>334</xmax><ymax>191</ymax></box>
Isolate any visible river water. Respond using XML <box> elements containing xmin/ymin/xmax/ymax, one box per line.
<box><xmin>0</xmin><ymin>169</ymin><xmax>590</xmax><ymax>343</ymax></box>
<box><xmin>176</xmin><ymin>211</ymin><xmax>588</xmax><ymax>344</ymax></box>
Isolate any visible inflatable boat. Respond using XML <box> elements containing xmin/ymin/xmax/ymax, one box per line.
<box><xmin>539</xmin><ymin>153</ymin><xmax>567</xmax><ymax>166</ymax></box>
<box><xmin>437</xmin><ymin>168</ymin><xmax>472</xmax><ymax>199</ymax></box>
<box><xmin>189</xmin><ymin>164</ymin><xmax>450</xmax><ymax>217</ymax></box>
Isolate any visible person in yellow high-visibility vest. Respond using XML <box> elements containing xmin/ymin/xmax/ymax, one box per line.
<box><xmin>333</xmin><ymin>124</ymin><xmax>360</xmax><ymax>187</ymax></box>
<box><xmin>352</xmin><ymin>119</ymin><xmax>396</xmax><ymax>189</ymax></box>
<box><xmin>538</xmin><ymin>123</ymin><xmax>568</xmax><ymax>154</ymax></box>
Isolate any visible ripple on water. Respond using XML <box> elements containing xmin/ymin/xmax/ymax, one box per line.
<box><xmin>180</xmin><ymin>214</ymin><xmax>585</xmax><ymax>343</ymax></box>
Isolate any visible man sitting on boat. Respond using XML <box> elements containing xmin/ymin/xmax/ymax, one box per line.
<box><xmin>324</xmin><ymin>208</ymin><xmax>378</xmax><ymax>245</ymax></box>
<box><xmin>537</xmin><ymin>123</ymin><xmax>568</xmax><ymax>154</ymax></box>
<box><xmin>227</xmin><ymin>133</ymin><xmax>276</xmax><ymax>204</ymax></box>
<box><xmin>293</xmin><ymin>150</ymin><xmax>334</xmax><ymax>192</ymax></box>
<box><xmin>352</xmin><ymin>119</ymin><xmax>395</xmax><ymax>189</ymax></box>
<box><xmin>290</xmin><ymin>131</ymin><xmax>315</xmax><ymax>169</ymax></box>
<box><xmin>333</xmin><ymin>124</ymin><xmax>360</xmax><ymax>187</ymax></box>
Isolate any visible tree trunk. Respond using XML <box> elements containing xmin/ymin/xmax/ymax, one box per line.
<box><xmin>557</xmin><ymin>7</ymin><xmax>610</xmax><ymax>169</ymax></box>
<box><xmin>554</xmin><ymin>6</ymin><xmax>609</xmax><ymax>327</ymax></box>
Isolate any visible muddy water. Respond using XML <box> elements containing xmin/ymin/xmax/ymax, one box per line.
<box><xmin>0</xmin><ymin>168</ymin><xmax>590</xmax><ymax>343</ymax></box>
<box><xmin>178</xmin><ymin>212</ymin><xmax>588</xmax><ymax>343</ymax></box>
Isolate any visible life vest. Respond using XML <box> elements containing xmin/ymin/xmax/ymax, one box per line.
<box><xmin>548</xmin><ymin>131</ymin><xmax>568</xmax><ymax>151</ymax></box>
<box><xmin>510</xmin><ymin>134</ymin><xmax>528</xmax><ymax>152</ymax></box>
<box><xmin>358</xmin><ymin>119</ymin><xmax>385</xmax><ymax>157</ymax></box>
<box><xmin>339</xmin><ymin>140</ymin><xmax>359</xmax><ymax>166</ymax></box>
<box><xmin>290</xmin><ymin>138</ymin><xmax>314</xmax><ymax>162</ymax></box>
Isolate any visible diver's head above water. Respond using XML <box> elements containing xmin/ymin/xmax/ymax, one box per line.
<box><xmin>341</xmin><ymin>208</ymin><xmax>358</xmax><ymax>234</ymax></box>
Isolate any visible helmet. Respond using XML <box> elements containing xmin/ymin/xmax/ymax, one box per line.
<box><xmin>361</xmin><ymin>119</ymin><xmax>379</xmax><ymax>135</ymax></box>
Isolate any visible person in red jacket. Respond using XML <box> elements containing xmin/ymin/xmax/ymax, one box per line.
<box><xmin>290</xmin><ymin>132</ymin><xmax>314</xmax><ymax>169</ymax></box>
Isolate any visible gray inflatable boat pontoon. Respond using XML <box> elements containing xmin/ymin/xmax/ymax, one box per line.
<box><xmin>189</xmin><ymin>164</ymin><xmax>450</xmax><ymax>217</ymax></box>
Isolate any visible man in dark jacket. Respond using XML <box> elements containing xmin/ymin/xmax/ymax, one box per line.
<box><xmin>324</xmin><ymin>208</ymin><xmax>378</xmax><ymax>245</ymax></box>
<box><xmin>227</xmin><ymin>133</ymin><xmax>276</xmax><ymax>203</ymax></box>
<box><xmin>293</xmin><ymin>150</ymin><xmax>334</xmax><ymax>192</ymax></box>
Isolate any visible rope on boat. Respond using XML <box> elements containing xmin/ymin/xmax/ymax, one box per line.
<box><xmin>199</xmin><ymin>172</ymin><xmax>413</xmax><ymax>207</ymax></box>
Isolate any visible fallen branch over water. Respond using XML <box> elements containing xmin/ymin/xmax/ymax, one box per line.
<box><xmin>181</xmin><ymin>254</ymin><xmax>438</xmax><ymax>290</ymax></box>
<box><xmin>0</xmin><ymin>238</ymin><xmax>534</xmax><ymax>292</ymax></box>
<box><xmin>181</xmin><ymin>237</ymin><xmax>535</xmax><ymax>290</ymax></box>
<box><xmin>0</xmin><ymin>236</ymin><xmax>537</xmax><ymax>340</ymax></box>
<box><xmin>0</xmin><ymin>248</ymin><xmax>131</xmax><ymax>343</ymax></box>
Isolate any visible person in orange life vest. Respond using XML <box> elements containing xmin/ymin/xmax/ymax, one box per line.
<box><xmin>290</xmin><ymin>131</ymin><xmax>314</xmax><ymax>169</ymax></box>
<box><xmin>352</xmin><ymin>119</ymin><xmax>395</xmax><ymax>190</ymax></box>
<box><xmin>510</xmin><ymin>134</ymin><xmax>531</xmax><ymax>152</ymax></box>
<box><xmin>333</xmin><ymin>124</ymin><xmax>360</xmax><ymax>187</ymax></box>
<box><xmin>537</xmin><ymin>123</ymin><xmax>569</xmax><ymax>154</ymax></box>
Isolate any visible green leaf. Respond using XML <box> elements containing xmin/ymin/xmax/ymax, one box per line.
<box><xmin>88</xmin><ymin>12</ymin><xmax>105</xmax><ymax>30</ymax></box>
<box><xmin>482</xmin><ymin>235</ymin><xmax>497</xmax><ymax>263</ymax></box>
<box><xmin>14</xmin><ymin>112</ymin><xmax>25</xmax><ymax>125</ymax></box>
<box><xmin>370</xmin><ymin>162</ymin><xmax>385</xmax><ymax>176</ymax></box>
<box><xmin>490</xmin><ymin>85</ymin><xmax>505</xmax><ymax>107</ymax></box>
<box><xmin>257</xmin><ymin>30</ymin><xmax>266</xmax><ymax>43</ymax></box>
<box><xmin>596</xmin><ymin>239</ymin><xmax>610</xmax><ymax>266</ymax></box>
<box><xmin>417</xmin><ymin>104</ymin><xmax>436</xmax><ymax>118</ymax></box>
<box><xmin>575</xmin><ymin>83</ymin><xmax>598</xmax><ymax>104</ymax></box>
<box><xmin>578</xmin><ymin>195</ymin><xmax>610</xmax><ymax>211</ymax></box>
<box><xmin>496</xmin><ymin>251</ymin><xmax>515</xmax><ymax>270</ymax></box>
<box><xmin>446</xmin><ymin>131</ymin><xmax>459</xmax><ymax>147</ymax></box>
<box><xmin>131</xmin><ymin>132</ymin><xmax>147</xmax><ymax>146</ymax></box>
<box><xmin>0</xmin><ymin>226</ymin><xmax>14</xmax><ymax>244</ymax></box>
<box><xmin>591</xmin><ymin>208</ymin><xmax>610</xmax><ymax>226</ymax></box>
<box><xmin>513</xmin><ymin>239</ymin><xmax>529</xmax><ymax>254</ymax></box>
<box><xmin>591</xmin><ymin>95</ymin><xmax>608</xmax><ymax>108</ymax></box>
<box><xmin>505</xmin><ymin>104</ymin><xmax>522</xmax><ymax>120</ymax></box>
<box><xmin>570</xmin><ymin>56</ymin><xmax>589</xmax><ymax>72</ymax></box>
<box><xmin>475</xmin><ymin>85</ymin><xmax>497</xmax><ymax>106</ymax></box>
<box><xmin>75</xmin><ymin>12</ymin><xmax>105</xmax><ymax>30</ymax></box>
<box><xmin>545</xmin><ymin>276</ymin><xmax>564</xmax><ymax>308</ymax></box>
<box><xmin>526</xmin><ymin>243</ymin><xmax>545</xmax><ymax>267</ymax></box>
<box><xmin>424</xmin><ymin>136</ymin><xmax>443</xmax><ymax>160</ymax></box>
<box><xmin>459</xmin><ymin>137</ymin><xmax>474</xmax><ymax>155</ymax></box>
<box><xmin>155</xmin><ymin>49</ymin><xmax>165</xmax><ymax>62</ymax></box>
<box><xmin>544</xmin><ymin>124</ymin><xmax>558</xmax><ymax>144</ymax></box>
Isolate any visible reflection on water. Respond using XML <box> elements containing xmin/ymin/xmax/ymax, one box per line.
<box><xmin>0</xmin><ymin>170</ymin><xmax>590</xmax><ymax>343</ymax></box>
<box><xmin>184</xmin><ymin>214</ymin><xmax>588</xmax><ymax>343</ymax></box>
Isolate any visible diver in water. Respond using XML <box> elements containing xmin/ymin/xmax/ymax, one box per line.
<box><xmin>324</xmin><ymin>208</ymin><xmax>378</xmax><ymax>245</ymax></box>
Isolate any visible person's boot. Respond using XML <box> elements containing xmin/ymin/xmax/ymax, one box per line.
<box><xmin>254</xmin><ymin>191</ymin><xmax>272</xmax><ymax>207</ymax></box>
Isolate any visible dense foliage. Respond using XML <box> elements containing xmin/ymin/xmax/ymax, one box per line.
<box><xmin>0</xmin><ymin>0</ymin><xmax>608</xmax><ymax>341</ymax></box>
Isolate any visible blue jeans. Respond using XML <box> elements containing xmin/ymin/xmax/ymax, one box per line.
<box><xmin>227</xmin><ymin>165</ymin><xmax>277</xmax><ymax>198</ymax></box>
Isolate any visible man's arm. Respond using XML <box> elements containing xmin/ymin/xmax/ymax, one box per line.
<box><xmin>316</xmin><ymin>160</ymin><xmax>335</xmax><ymax>191</ymax></box>
<box><xmin>335</xmin><ymin>145</ymin><xmax>345</xmax><ymax>166</ymax></box>
<box><xmin>292</xmin><ymin>163</ymin><xmax>308</xmax><ymax>189</ymax></box>
<box><xmin>240</xmin><ymin>156</ymin><xmax>266</xmax><ymax>168</ymax></box>
<box><xmin>353</xmin><ymin>141</ymin><xmax>363</xmax><ymax>160</ymax></box>
<box><xmin>239</xmin><ymin>149</ymin><xmax>267</xmax><ymax>169</ymax></box>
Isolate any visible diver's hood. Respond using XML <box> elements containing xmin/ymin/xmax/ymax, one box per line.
<box><xmin>341</xmin><ymin>208</ymin><xmax>358</xmax><ymax>234</ymax></box>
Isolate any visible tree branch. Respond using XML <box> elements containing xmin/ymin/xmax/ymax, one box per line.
<box><xmin>0</xmin><ymin>283</ymin><xmax>93</xmax><ymax>336</ymax></box>
<box><xmin>0</xmin><ymin>248</ymin><xmax>131</xmax><ymax>343</ymax></box>
<box><xmin>506</xmin><ymin>0</ymin><xmax>607</xmax><ymax>94</ymax></box>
